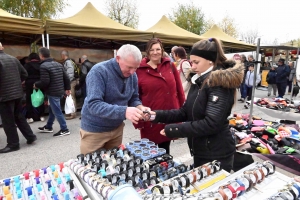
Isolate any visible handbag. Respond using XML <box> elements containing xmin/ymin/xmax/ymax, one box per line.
<box><xmin>31</xmin><ymin>89</ymin><xmax>44</xmax><ymax>108</ymax></box>
<box><xmin>64</xmin><ymin>96</ymin><xmax>75</xmax><ymax>114</ymax></box>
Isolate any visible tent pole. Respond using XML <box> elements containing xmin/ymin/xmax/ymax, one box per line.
<box><xmin>286</xmin><ymin>50</ymin><xmax>289</xmax><ymax>64</ymax></box>
<box><xmin>290</xmin><ymin>48</ymin><xmax>300</xmax><ymax>100</ymax></box>
<box><xmin>272</xmin><ymin>48</ymin><xmax>275</xmax><ymax>65</ymax></box>
<box><xmin>248</xmin><ymin>38</ymin><xmax>261</xmax><ymax>125</ymax></box>
<box><xmin>42</xmin><ymin>34</ymin><xmax>45</xmax><ymax>47</ymax></box>
<box><xmin>47</xmin><ymin>34</ymin><xmax>49</xmax><ymax>49</ymax></box>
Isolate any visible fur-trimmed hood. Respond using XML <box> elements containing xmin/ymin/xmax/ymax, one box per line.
<box><xmin>208</xmin><ymin>60</ymin><xmax>244</xmax><ymax>89</ymax></box>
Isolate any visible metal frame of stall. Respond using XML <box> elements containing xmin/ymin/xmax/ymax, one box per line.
<box><xmin>248</xmin><ymin>41</ymin><xmax>300</xmax><ymax>124</ymax></box>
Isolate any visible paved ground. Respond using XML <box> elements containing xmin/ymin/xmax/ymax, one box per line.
<box><xmin>0</xmin><ymin>88</ymin><xmax>298</xmax><ymax>179</ymax></box>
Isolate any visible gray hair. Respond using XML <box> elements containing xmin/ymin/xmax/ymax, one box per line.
<box><xmin>171</xmin><ymin>46</ymin><xmax>178</xmax><ymax>52</ymax></box>
<box><xmin>117</xmin><ymin>44</ymin><xmax>142</xmax><ymax>62</ymax></box>
<box><xmin>61</xmin><ymin>50</ymin><xmax>69</xmax><ymax>57</ymax></box>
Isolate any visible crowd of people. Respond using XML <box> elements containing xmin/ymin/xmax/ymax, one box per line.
<box><xmin>238</xmin><ymin>55</ymin><xmax>296</xmax><ymax>104</ymax></box>
<box><xmin>0</xmin><ymin>39</ymin><xmax>298</xmax><ymax>172</ymax></box>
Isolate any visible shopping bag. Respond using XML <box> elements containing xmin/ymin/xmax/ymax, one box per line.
<box><xmin>31</xmin><ymin>89</ymin><xmax>44</xmax><ymax>108</ymax></box>
<box><xmin>64</xmin><ymin>96</ymin><xmax>75</xmax><ymax>114</ymax></box>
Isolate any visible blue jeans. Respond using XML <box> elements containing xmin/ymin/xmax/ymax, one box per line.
<box><xmin>46</xmin><ymin>95</ymin><xmax>68</xmax><ymax>131</ymax></box>
<box><xmin>240</xmin><ymin>83</ymin><xmax>247</xmax><ymax>99</ymax></box>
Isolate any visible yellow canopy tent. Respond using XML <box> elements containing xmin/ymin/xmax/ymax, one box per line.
<box><xmin>0</xmin><ymin>8</ymin><xmax>44</xmax><ymax>45</ymax></box>
<box><xmin>45</xmin><ymin>2</ymin><xmax>152</xmax><ymax>46</ymax></box>
<box><xmin>146</xmin><ymin>15</ymin><xmax>204</xmax><ymax>46</ymax></box>
<box><xmin>200</xmin><ymin>25</ymin><xmax>256</xmax><ymax>51</ymax></box>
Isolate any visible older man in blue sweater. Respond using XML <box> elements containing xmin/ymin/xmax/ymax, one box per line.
<box><xmin>80</xmin><ymin>44</ymin><xmax>149</xmax><ymax>154</ymax></box>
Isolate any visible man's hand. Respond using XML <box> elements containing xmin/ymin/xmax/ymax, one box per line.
<box><xmin>65</xmin><ymin>90</ymin><xmax>71</xmax><ymax>96</ymax></box>
<box><xmin>160</xmin><ymin>129</ymin><xmax>166</xmax><ymax>136</ymax></box>
<box><xmin>136</xmin><ymin>105</ymin><xmax>152</xmax><ymax>121</ymax></box>
<box><xmin>126</xmin><ymin>107</ymin><xmax>143</xmax><ymax>124</ymax></box>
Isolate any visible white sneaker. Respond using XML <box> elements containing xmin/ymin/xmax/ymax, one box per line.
<box><xmin>27</xmin><ymin>118</ymin><xmax>34</xmax><ymax>123</ymax></box>
<box><xmin>40</xmin><ymin>117</ymin><xmax>45</xmax><ymax>122</ymax></box>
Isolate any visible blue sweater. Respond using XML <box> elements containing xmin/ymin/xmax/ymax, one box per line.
<box><xmin>81</xmin><ymin>58</ymin><xmax>142</xmax><ymax>133</ymax></box>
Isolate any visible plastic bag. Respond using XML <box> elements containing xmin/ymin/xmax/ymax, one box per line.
<box><xmin>31</xmin><ymin>89</ymin><xmax>44</xmax><ymax>108</ymax></box>
<box><xmin>64</xmin><ymin>96</ymin><xmax>75</xmax><ymax>114</ymax></box>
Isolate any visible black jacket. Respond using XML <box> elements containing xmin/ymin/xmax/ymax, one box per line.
<box><xmin>24</xmin><ymin>60</ymin><xmax>40</xmax><ymax>85</ymax></box>
<box><xmin>266</xmin><ymin>69</ymin><xmax>277</xmax><ymax>84</ymax></box>
<box><xmin>0</xmin><ymin>50</ymin><xmax>28</xmax><ymax>102</ymax></box>
<box><xmin>153</xmin><ymin>61</ymin><xmax>244</xmax><ymax>159</ymax></box>
<box><xmin>79</xmin><ymin>59</ymin><xmax>94</xmax><ymax>88</ymax></box>
<box><xmin>275</xmin><ymin>64</ymin><xmax>290</xmax><ymax>83</ymax></box>
<box><xmin>35</xmin><ymin>58</ymin><xmax>71</xmax><ymax>97</ymax></box>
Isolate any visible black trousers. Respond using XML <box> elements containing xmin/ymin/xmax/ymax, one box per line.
<box><xmin>158</xmin><ymin>141</ymin><xmax>171</xmax><ymax>154</ymax></box>
<box><xmin>194</xmin><ymin>154</ymin><xmax>234</xmax><ymax>173</ymax></box>
<box><xmin>277</xmin><ymin>82</ymin><xmax>287</xmax><ymax>98</ymax></box>
<box><xmin>25</xmin><ymin>83</ymin><xmax>45</xmax><ymax>121</ymax></box>
<box><xmin>0</xmin><ymin>98</ymin><xmax>36</xmax><ymax>147</ymax></box>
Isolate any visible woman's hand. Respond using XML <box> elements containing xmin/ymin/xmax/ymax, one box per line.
<box><xmin>160</xmin><ymin>129</ymin><xmax>166</xmax><ymax>136</ymax></box>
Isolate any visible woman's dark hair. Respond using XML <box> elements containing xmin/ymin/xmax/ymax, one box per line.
<box><xmin>192</xmin><ymin>38</ymin><xmax>226</xmax><ymax>67</ymax></box>
<box><xmin>174</xmin><ymin>47</ymin><xmax>187</xmax><ymax>59</ymax></box>
<box><xmin>145</xmin><ymin>38</ymin><xmax>164</xmax><ymax>59</ymax></box>
<box><xmin>28</xmin><ymin>53</ymin><xmax>40</xmax><ymax>61</ymax></box>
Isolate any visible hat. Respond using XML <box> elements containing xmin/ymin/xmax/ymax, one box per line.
<box><xmin>278</xmin><ymin>58</ymin><xmax>285</xmax><ymax>63</ymax></box>
<box><xmin>272</xmin><ymin>64</ymin><xmax>278</xmax><ymax>68</ymax></box>
<box><xmin>248</xmin><ymin>63</ymin><xmax>254</xmax><ymax>67</ymax></box>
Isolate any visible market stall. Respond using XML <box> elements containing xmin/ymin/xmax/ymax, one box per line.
<box><xmin>45</xmin><ymin>2</ymin><xmax>152</xmax><ymax>50</ymax></box>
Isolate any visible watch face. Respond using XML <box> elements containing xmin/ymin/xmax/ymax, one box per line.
<box><xmin>95</xmin><ymin>156</ymin><xmax>101</xmax><ymax>163</ymax></box>
<box><xmin>142</xmin><ymin>172</ymin><xmax>148</xmax><ymax>180</ymax></box>
<box><xmin>150</xmin><ymin>178</ymin><xmax>156</xmax><ymax>185</ymax></box>
<box><xmin>135</xmin><ymin>158</ymin><xmax>141</xmax><ymax>165</ymax></box>
<box><xmin>150</xmin><ymin>171</ymin><xmax>156</xmax><ymax>177</ymax></box>
<box><xmin>120</xmin><ymin>173</ymin><xmax>126</xmax><ymax>180</ymax></box>
<box><xmin>129</xmin><ymin>160</ymin><xmax>134</xmax><ymax>167</ymax></box>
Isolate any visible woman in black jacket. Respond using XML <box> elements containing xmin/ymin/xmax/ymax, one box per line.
<box><xmin>24</xmin><ymin>53</ymin><xmax>45</xmax><ymax>122</ymax></box>
<box><xmin>148</xmin><ymin>38</ymin><xmax>244</xmax><ymax>172</ymax></box>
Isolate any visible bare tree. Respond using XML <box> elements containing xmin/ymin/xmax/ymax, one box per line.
<box><xmin>240</xmin><ymin>29</ymin><xmax>259</xmax><ymax>44</ymax></box>
<box><xmin>105</xmin><ymin>0</ymin><xmax>139</xmax><ymax>29</ymax></box>
<box><xmin>273</xmin><ymin>38</ymin><xmax>279</xmax><ymax>45</ymax></box>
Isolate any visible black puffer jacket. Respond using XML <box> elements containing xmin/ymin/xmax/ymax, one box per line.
<box><xmin>24</xmin><ymin>60</ymin><xmax>40</xmax><ymax>81</ymax></box>
<box><xmin>35</xmin><ymin>58</ymin><xmax>71</xmax><ymax>97</ymax></box>
<box><xmin>0</xmin><ymin>50</ymin><xmax>28</xmax><ymax>102</ymax></box>
<box><xmin>154</xmin><ymin>60</ymin><xmax>244</xmax><ymax>159</ymax></box>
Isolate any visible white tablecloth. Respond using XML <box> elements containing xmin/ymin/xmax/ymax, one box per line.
<box><xmin>254</xmin><ymin>104</ymin><xmax>300</xmax><ymax>121</ymax></box>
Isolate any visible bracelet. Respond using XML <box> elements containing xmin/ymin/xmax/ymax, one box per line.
<box><xmin>151</xmin><ymin>185</ymin><xmax>164</xmax><ymax>194</ymax></box>
<box><xmin>102</xmin><ymin>185</ymin><xmax>112</xmax><ymax>198</ymax></box>
<box><xmin>190</xmin><ymin>171</ymin><xmax>197</xmax><ymax>184</ymax></box>
<box><xmin>163</xmin><ymin>183</ymin><xmax>174</xmax><ymax>194</ymax></box>
<box><xmin>292</xmin><ymin>183</ymin><xmax>300</xmax><ymax>195</ymax></box>
<box><xmin>262</xmin><ymin>160</ymin><xmax>275</xmax><ymax>175</ymax></box>
<box><xmin>218</xmin><ymin>187</ymin><xmax>229</xmax><ymax>200</ymax></box>
<box><xmin>197</xmin><ymin>168</ymin><xmax>203</xmax><ymax>181</ymax></box>
<box><xmin>201</xmin><ymin>165</ymin><xmax>211</xmax><ymax>178</ymax></box>
<box><xmin>243</xmin><ymin>170</ymin><xmax>258</xmax><ymax>186</ymax></box>
<box><xmin>256</xmin><ymin>167</ymin><xmax>265</xmax><ymax>183</ymax></box>
<box><xmin>234</xmin><ymin>179</ymin><xmax>246</xmax><ymax>196</ymax></box>
<box><xmin>181</xmin><ymin>174</ymin><xmax>190</xmax><ymax>188</ymax></box>
<box><xmin>242</xmin><ymin>174</ymin><xmax>254</xmax><ymax>192</ymax></box>
<box><xmin>212</xmin><ymin>160</ymin><xmax>222</xmax><ymax>172</ymax></box>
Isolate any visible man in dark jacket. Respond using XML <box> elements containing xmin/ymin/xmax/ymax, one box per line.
<box><xmin>266</xmin><ymin>64</ymin><xmax>278</xmax><ymax>96</ymax></box>
<box><xmin>275</xmin><ymin>58</ymin><xmax>290</xmax><ymax>98</ymax></box>
<box><xmin>78</xmin><ymin>55</ymin><xmax>94</xmax><ymax>99</ymax></box>
<box><xmin>0</xmin><ymin>43</ymin><xmax>37</xmax><ymax>153</ymax></box>
<box><xmin>34</xmin><ymin>47</ymin><xmax>71</xmax><ymax>137</ymax></box>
